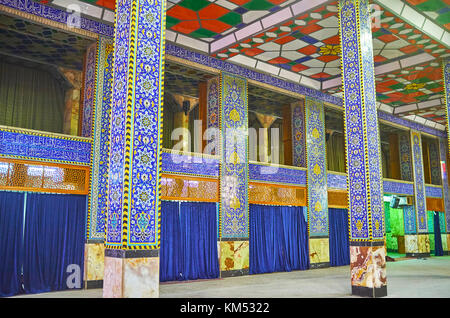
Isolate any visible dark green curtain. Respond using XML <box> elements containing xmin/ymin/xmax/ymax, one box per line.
<box><xmin>188</xmin><ymin>105</ymin><xmax>199</xmax><ymax>153</ymax></box>
<box><xmin>0</xmin><ymin>60</ymin><xmax>66</xmax><ymax>133</ymax></box>
<box><xmin>326</xmin><ymin>132</ymin><xmax>345</xmax><ymax>172</ymax></box>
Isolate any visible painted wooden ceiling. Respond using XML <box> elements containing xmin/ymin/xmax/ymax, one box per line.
<box><xmin>32</xmin><ymin>0</ymin><xmax>450</xmax><ymax>127</ymax></box>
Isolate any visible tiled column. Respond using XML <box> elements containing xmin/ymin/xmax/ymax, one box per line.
<box><xmin>410</xmin><ymin>130</ymin><xmax>430</xmax><ymax>257</ymax></box>
<box><xmin>84</xmin><ymin>37</ymin><xmax>114</xmax><ymax>288</ymax></box>
<box><xmin>291</xmin><ymin>100</ymin><xmax>306</xmax><ymax>168</ymax></box>
<box><xmin>339</xmin><ymin>0</ymin><xmax>386</xmax><ymax>297</ymax></box>
<box><xmin>305</xmin><ymin>97</ymin><xmax>329</xmax><ymax>268</ymax></box>
<box><xmin>202</xmin><ymin>77</ymin><xmax>219</xmax><ymax>156</ymax></box>
<box><xmin>102</xmin><ymin>0</ymin><xmax>166</xmax><ymax>298</ymax></box>
<box><xmin>439</xmin><ymin>138</ymin><xmax>450</xmax><ymax>255</ymax></box>
<box><xmin>80</xmin><ymin>42</ymin><xmax>97</xmax><ymax>137</ymax></box>
<box><xmin>442</xmin><ymin>60</ymin><xmax>450</xmax><ymax>243</ymax></box>
<box><xmin>443</xmin><ymin>61</ymin><xmax>450</xmax><ymax>162</ymax></box>
<box><xmin>84</xmin><ymin>36</ymin><xmax>114</xmax><ymax>289</ymax></box>
<box><xmin>219</xmin><ymin>72</ymin><xmax>249</xmax><ymax>278</ymax></box>
<box><xmin>398</xmin><ymin>132</ymin><xmax>413</xmax><ymax>182</ymax></box>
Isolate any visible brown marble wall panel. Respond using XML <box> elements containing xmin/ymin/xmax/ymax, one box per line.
<box><xmin>350</xmin><ymin>245</ymin><xmax>387</xmax><ymax>289</ymax></box>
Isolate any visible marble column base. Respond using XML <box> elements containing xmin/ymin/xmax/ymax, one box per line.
<box><xmin>103</xmin><ymin>249</ymin><xmax>159</xmax><ymax>298</ymax></box>
<box><xmin>83</xmin><ymin>242</ymin><xmax>105</xmax><ymax>289</ymax></box>
<box><xmin>350</xmin><ymin>242</ymin><xmax>387</xmax><ymax>298</ymax></box>
<box><xmin>219</xmin><ymin>239</ymin><xmax>249</xmax><ymax>278</ymax></box>
<box><xmin>309</xmin><ymin>237</ymin><xmax>330</xmax><ymax>267</ymax></box>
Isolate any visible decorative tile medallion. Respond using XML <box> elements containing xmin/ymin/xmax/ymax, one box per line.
<box><xmin>220</xmin><ymin>72</ymin><xmax>248</xmax><ymax>238</ymax></box>
<box><xmin>305</xmin><ymin>97</ymin><xmax>328</xmax><ymax>236</ymax></box>
<box><xmin>411</xmin><ymin>130</ymin><xmax>428</xmax><ymax>232</ymax></box>
<box><xmin>0</xmin><ymin>127</ymin><xmax>91</xmax><ymax>165</ymax></box>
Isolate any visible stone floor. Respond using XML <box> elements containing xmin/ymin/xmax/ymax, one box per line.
<box><xmin>10</xmin><ymin>256</ymin><xmax>450</xmax><ymax>298</ymax></box>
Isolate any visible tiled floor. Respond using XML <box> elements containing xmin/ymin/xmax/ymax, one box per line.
<box><xmin>10</xmin><ymin>256</ymin><xmax>450</xmax><ymax>298</ymax></box>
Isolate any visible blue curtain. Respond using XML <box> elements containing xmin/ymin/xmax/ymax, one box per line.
<box><xmin>0</xmin><ymin>192</ymin><xmax>25</xmax><ymax>297</ymax></box>
<box><xmin>250</xmin><ymin>204</ymin><xmax>309</xmax><ymax>275</ymax></box>
<box><xmin>328</xmin><ymin>208</ymin><xmax>350</xmax><ymax>267</ymax></box>
<box><xmin>22</xmin><ymin>193</ymin><xmax>86</xmax><ymax>294</ymax></box>
<box><xmin>433</xmin><ymin>212</ymin><xmax>443</xmax><ymax>256</ymax></box>
<box><xmin>160</xmin><ymin>201</ymin><xmax>219</xmax><ymax>282</ymax></box>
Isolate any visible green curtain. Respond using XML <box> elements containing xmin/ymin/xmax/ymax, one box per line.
<box><xmin>188</xmin><ymin>105</ymin><xmax>199</xmax><ymax>153</ymax></box>
<box><xmin>326</xmin><ymin>132</ymin><xmax>345</xmax><ymax>172</ymax></box>
<box><xmin>0</xmin><ymin>60</ymin><xmax>66</xmax><ymax>133</ymax></box>
<box><xmin>162</xmin><ymin>97</ymin><xmax>175</xmax><ymax>149</ymax></box>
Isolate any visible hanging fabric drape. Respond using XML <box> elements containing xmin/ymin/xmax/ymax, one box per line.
<box><xmin>326</xmin><ymin>132</ymin><xmax>345</xmax><ymax>172</ymax></box>
<box><xmin>160</xmin><ymin>201</ymin><xmax>219</xmax><ymax>282</ymax></box>
<box><xmin>433</xmin><ymin>212</ymin><xmax>443</xmax><ymax>256</ymax></box>
<box><xmin>250</xmin><ymin>204</ymin><xmax>309</xmax><ymax>275</ymax></box>
<box><xmin>22</xmin><ymin>193</ymin><xmax>86</xmax><ymax>294</ymax></box>
<box><xmin>328</xmin><ymin>208</ymin><xmax>350</xmax><ymax>266</ymax></box>
<box><xmin>0</xmin><ymin>192</ymin><xmax>25</xmax><ymax>297</ymax></box>
<box><xmin>0</xmin><ymin>60</ymin><xmax>67</xmax><ymax>133</ymax></box>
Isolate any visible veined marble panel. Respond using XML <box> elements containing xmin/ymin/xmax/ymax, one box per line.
<box><xmin>405</xmin><ymin>235</ymin><xmax>418</xmax><ymax>253</ymax></box>
<box><xmin>123</xmin><ymin>257</ymin><xmax>159</xmax><ymax>298</ymax></box>
<box><xmin>84</xmin><ymin>243</ymin><xmax>105</xmax><ymax>281</ymax></box>
<box><xmin>220</xmin><ymin>240</ymin><xmax>249</xmax><ymax>272</ymax></box>
<box><xmin>350</xmin><ymin>245</ymin><xmax>386</xmax><ymax>289</ymax></box>
<box><xmin>309</xmin><ymin>238</ymin><xmax>330</xmax><ymax>264</ymax></box>
<box><xmin>417</xmin><ymin>234</ymin><xmax>430</xmax><ymax>253</ymax></box>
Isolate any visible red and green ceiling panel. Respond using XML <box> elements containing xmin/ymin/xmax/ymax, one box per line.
<box><xmin>376</xmin><ymin>62</ymin><xmax>444</xmax><ymax>107</ymax></box>
<box><xmin>166</xmin><ymin>0</ymin><xmax>293</xmax><ymax>41</ymax></box>
<box><xmin>211</xmin><ymin>1</ymin><xmax>449</xmax><ymax>83</ymax></box>
<box><xmin>212</xmin><ymin>2</ymin><xmax>342</xmax><ymax>80</ymax></box>
<box><xmin>404</xmin><ymin>0</ymin><xmax>450</xmax><ymax>31</ymax></box>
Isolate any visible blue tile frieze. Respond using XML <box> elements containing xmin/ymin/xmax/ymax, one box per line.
<box><xmin>425</xmin><ymin>186</ymin><xmax>442</xmax><ymax>198</ymax></box>
<box><xmin>0</xmin><ymin>128</ymin><xmax>91</xmax><ymax>165</ymax></box>
<box><xmin>161</xmin><ymin>151</ymin><xmax>219</xmax><ymax>178</ymax></box>
<box><xmin>327</xmin><ymin>172</ymin><xmax>347</xmax><ymax>190</ymax></box>
<box><xmin>0</xmin><ymin>0</ymin><xmax>114</xmax><ymax>37</ymax></box>
<box><xmin>249</xmin><ymin>163</ymin><xmax>306</xmax><ymax>186</ymax></box>
<box><xmin>382</xmin><ymin>180</ymin><xmax>414</xmax><ymax>195</ymax></box>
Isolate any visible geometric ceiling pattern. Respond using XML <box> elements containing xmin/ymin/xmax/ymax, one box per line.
<box><xmin>31</xmin><ymin>0</ymin><xmax>450</xmax><ymax>126</ymax></box>
<box><xmin>166</xmin><ymin>0</ymin><xmax>293</xmax><ymax>42</ymax></box>
<box><xmin>212</xmin><ymin>2</ymin><xmax>341</xmax><ymax>80</ymax></box>
<box><xmin>404</xmin><ymin>0</ymin><xmax>450</xmax><ymax>31</ymax></box>
<box><xmin>0</xmin><ymin>13</ymin><xmax>95</xmax><ymax>70</ymax></box>
<box><xmin>213</xmin><ymin>1</ymin><xmax>449</xmax><ymax>85</ymax></box>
